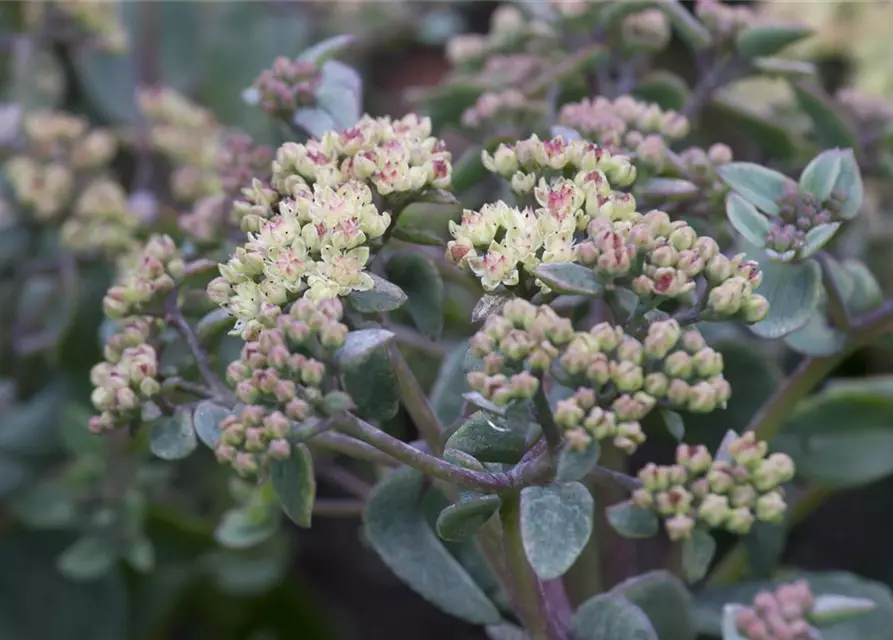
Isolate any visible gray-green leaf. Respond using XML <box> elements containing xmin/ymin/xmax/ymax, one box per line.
<box><xmin>748</xmin><ymin>253</ymin><xmax>822</xmax><ymax>339</ymax></box>
<box><xmin>717</xmin><ymin>163</ymin><xmax>793</xmax><ymax>215</ymax></box>
<box><xmin>193</xmin><ymin>401</ymin><xmax>231</xmax><ymax>448</ymax></box>
<box><xmin>607</xmin><ymin>501</ymin><xmax>659</xmax><ymax>539</ymax></box>
<box><xmin>572</xmin><ymin>593</ymin><xmax>659</xmax><ymax>640</ymax></box>
<box><xmin>726</xmin><ymin>193</ymin><xmax>772</xmax><ymax>246</ymax></box>
<box><xmin>347</xmin><ymin>274</ymin><xmax>407</xmax><ymax>313</ymax></box>
<box><xmin>363</xmin><ymin>468</ymin><xmax>501</xmax><ymax>624</ymax></box>
<box><xmin>149</xmin><ymin>410</ymin><xmax>197</xmax><ymax>461</ymax></box>
<box><xmin>556</xmin><ymin>440</ymin><xmax>601</xmax><ymax>482</ymax></box>
<box><xmin>269</xmin><ymin>444</ymin><xmax>315</xmax><ymax>528</ymax></box>
<box><xmin>436</xmin><ymin>494</ymin><xmax>502</xmax><ymax>542</ymax></box>
<box><xmin>799</xmin><ymin>148</ymin><xmax>843</xmax><ymax>203</ymax></box>
<box><xmin>520</xmin><ymin>482</ymin><xmax>594</xmax><ymax>580</ymax></box>
<box><xmin>532</xmin><ymin>262</ymin><xmax>604</xmax><ymax>297</ymax></box>
<box><xmin>682</xmin><ymin>528</ymin><xmax>716</xmax><ymax>582</ymax></box>
<box><xmin>334</xmin><ymin>328</ymin><xmax>396</xmax><ymax>367</ymax></box>
<box><xmin>386</xmin><ymin>252</ymin><xmax>445</xmax><ymax>340</ymax></box>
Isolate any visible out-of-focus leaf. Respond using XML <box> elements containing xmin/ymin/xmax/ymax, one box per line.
<box><xmin>607</xmin><ymin>501</ymin><xmax>659</xmax><ymax>539</ymax></box>
<box><xmin>633</xmin><ymin>71</ymin><xmax>691</xmax><ymax>111</ymax></box>
<box><xmin>612</xmin><ymin>571</ymin><xmax>697</xmax><ymax>640</ymax></box>
<box><xmin>682</xmin><ymin>528</ymin><xmax>716</xmax><ymax>582</ymax></box>
<box><xmin>572</xmin><ymin>593</ymin><xmax>658</xmax><ymax>640</ymax></box>
<box><xmin>792</xmin><ymin>81</ymin><xmax>858</xmax><ymax>150</ymax></box>
<box><xmin>269</xmin><ymin>444</ymin><xmax>315</xmax><ymax>528</ymax></box>
<box><xmin>706</xmin><ymin>97</ymin><xmax>801</xmax><ymax>160</ymax></box>
<box><xmin>386</xmin><ymin>252</ymin><xmax>445</xmax><ymax>340</ymax></box>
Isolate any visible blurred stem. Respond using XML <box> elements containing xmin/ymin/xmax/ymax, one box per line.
<box><xmin>816</xmin><ymin>251</ymin><xmax>851</xmax><ymax>330</ymax></box>
<box><xmin>312</xmin><ymin>499</ymin><xmax>365</xmax><ymax>518</ymax></box>
<box><xmin>499</xmin><ymin>494</ymin><xmax>553</xmax><ymax>640</ymax></box>
<box><xmin>749</xmin><ymin>297</ymin><xmax>893</xmax><ymax>443</ymax></box>
<box><xmin>310</xmin><ymin>431</ymin><xmax>398</xmax><ymax>466</ymax></box>
<box><xmin>164</xmin><ymin>291</ymin><xmax>232</xmax><ymax>403</ymax></box>
<box><xmin>388</xmin><ymin>343</ymin><xmax>444</xmax><ymax>454</ymax></box>
<box><xmin>706</xmin><ymin>486</ymin><xmax>832</xmax><ymax>586</ymax></box>
<box><xmin>533</xmin><ymin>384</ymin><xmax>561</xmax><ymax>453</ymax></box>
<box><xmin>681</xmin><ymin>53</ymin><xmax>743</xmax><ymax>120</ymax></box>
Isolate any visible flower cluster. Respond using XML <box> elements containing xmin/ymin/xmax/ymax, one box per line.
<box><xmin>765</xmin><ymin>184</ymin><xmax>844</xmax><ymax>261</ymax></box>
<box><xmin>61</xmin><ymin>178</ymin><xmax>141</xmax><ymax>256</ymax></box>
<box><xmin>579</xmin><ymin>209</ymin><xmax>769</xmax><ymax>321</ymax></box>
<box><xmin>103</xmin><ymin>235</ymin><xmax>185</xmax><ymax>319</ymax></box>
<box><xmin>556</xmin><ymin>319</ymin><xmax>730</xmax><ymax>453</ymax></box>
<box><xmin>445</xmin><ymin>5</ymin><xmax>553</xmax><ymax>70</ymax></box>
<box><xmin>466</xmin><ymin>299</ymin><xmax>574</xmax><ymax>405</ymax></box>
<box><xmin>251</xmin><ymin>56</ymin><xmax>321</xmax><ymax>117</ymax></box>
<box><xmin>632</xmin><ymin>433</ymin><xmax>795</xmax><ymax>540</ymax></box>
<box><xmin>620</xmin><ymin>9</ymin><xmax>672</xmax><ymax>53</ymax></box>
<box><xmin>657</xmin><ymin>144</ymin><xmax>734</xmax><ymax>218</ymax></box>
<box><xmin>216</xmin><ymin>298</ymin><xmax>351</xmax><ymax>474</ymax></box>
<box><xmin>735</xmin><ymin>581</ymin><xmax>816</xmax><ymax>640</ymax></box>
<box><xmin>694</xmin><ymin>0</ymin><xmax>759</xmax><ymax>46</ymax></box>
<box><xmin>209</xmin><ymin>180</ymin><xmax>390</xmax><ymax>337</ymax></box>
<box><xmin>28</xmin><ymin>0</ymin><xmax>129</xmax><ymax>52</ymax></box>
<box><xmin>232</xmin><ymin>113</ymin><xmax>450</xmax><ymax>232</ymax></box>
<box><xmin>4</xmin><ymin>110</ymin><xmax>117</xmax><ymax>221</ymax></box>
<box><xmin>136</xmin><ymin>87</ymin><xmax>222</xmax><ymax>203</ymax></box>
<box><xmin>88</xmin><ymin>319</ymin><xmax>161</xmax><ymax>433</ymax></box>
<box><xmin>557</xmin><ymin>96</ymin><xmax>689</xmax><ymax>157</ymax></box>
<box><xmin>461</xmin><ymin>89</ymin><xmax>546</xmax><ymax>131</ymax></box>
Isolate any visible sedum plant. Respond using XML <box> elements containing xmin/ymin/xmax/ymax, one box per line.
<box><xmin>6</xmin><ymin>1</ymin><xmax>893</xmax><ymax>639</ymax></box>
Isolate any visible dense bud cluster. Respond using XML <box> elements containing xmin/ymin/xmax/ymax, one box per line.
<box><xmin>461</xmin><ymin>89</ymin><xmax>546</xmax><ymax>131</ymax></box>
<box><xmin>232</xmin><ymin>113</ymin><xmax>450</xmax><ymax>232</ymax></box>
<box><xmin>466</xmin><ymin>299</ymin><xmax>573</xmax><ymax>405</ymax></box>
<box><xmin>558</xmin><ymin>96</ymin><xmax>689</xmax><ymax>157</ymax></box>
<box><xmin>216</xmin><ymin>298</ymin><xmax>352</xmax><ymax>474</ymax></box>
<box><xmin>445</xmin><ymin>5</ymin><xmax>553</xmax><ymax>69</ymax></box>
<box><xmin>251</xmin><ymin>56</ymin><xmax>321</xmax><ymax>117</ymax></box>
<box><xmin>103</xmin><ymin>235</ymin><xmax>185</xmax><ymax>320</ymax></box>
<box><xmin>663</xmin><ymin>144</ymin><xmax>735</xmax><ymax>217</ymax></box>
<box><xmin>466</xmin><ymin>301</ymin><xmax>734</xmax><ymax>455</ymax></box>
<box><xmin>61</xmin><ymin>178</ymin><xmax>141</xmax><ymax>255</ymax></box>
<box><xmin>694</xmin><ymin>0</ymin><xmax>758</xmax><ymax>45</ymax></box>
<box><xmin>556</xmin><ymin>319</ymin><xmax>730</xmax><ymax>453</ymax></box>
<box><xmin>766</xmin><ymin>185</ymin><xmax>844</xmax><ymax>261</ymax></box>
<box><xmin>632</xmin><ymin>433</ymin><xmax>794</xmax><ymax>540</ymax></box>
<box><xmin>136</xmin><ymin>87</ymin><xmax>222</xmax><ymax>203</ymax></box>
<box><xmin>735</xmin><ymin>581</ymin><xmax>816</xmax><ymax>640</ymax></box>
<box><xmin>620</xmin><ymin>9</ymin><xmax>672</xmax><ymax>52</ymax></box>
<box><xmin>4</xmin><ymin>110</ymin><xmax>117</xmax><ymax>221</ymax></box>
<box><xmin>28</xmin><ymin>0</ymin><xmax>129</xmax><ymax>52</ymax></box>
<box><xmin>579</xmin><ymin>209</ymin><xmax>769</xmax><ymax>322</ymax></box>
<box><xmin>88</xmin><ymin>319</ymin><xmax>161</xmax><ymax>433</ymax></box>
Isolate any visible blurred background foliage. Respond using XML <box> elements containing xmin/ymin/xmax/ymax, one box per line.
<box><xmin>2</xmin><ymin>1</ymin><xmax>893</xmax><ymax>639</ymax></box>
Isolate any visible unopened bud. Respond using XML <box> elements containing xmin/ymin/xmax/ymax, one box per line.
<box><xmin>756</xmin><ymin>491</ymin><xmax>786</xmax><ymax>523</ymax></box>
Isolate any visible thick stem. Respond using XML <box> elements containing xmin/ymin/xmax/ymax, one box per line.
<box><xmin>164</xmin><ymin>292</ymin><xmax>232</xmax><ymax>402</ymax></box>
<box><xmin>339</xmin><ymin>415</ymin><xmax>511</xmax><ymax>492</ymax></box>
<box><xmin>388</xmin><ymin>343</ymin><xmax>445</xmax><ymax>454</ymax></box>
<box><xmin>533</xmin><ymin>385</ymin><xmax>562</xmax><ymax>453</ymax></box>
<box><xmin>499</xmin><ymin>494</ymin><xmax>553</xmax><ymax>640</ymax></box>
<box><xmin>310</xmin><ymin>431</ymin><xmax>399</xmax><ymax>467</ymax></box>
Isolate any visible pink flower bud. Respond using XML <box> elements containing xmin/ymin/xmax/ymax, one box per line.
<box><xmin>665</xmin><ymin>514</ymin><xmax>695</xmax><ymax>541</ymax></box>
<box><xmin>755</xmin><ymin>491</ymin><xmax>786</xmax><ymax>523</ymax></box>
<box><xmin>726</xmin><ymin>507</ymin><xmax>755</xmax><ymax>535</ymax></box>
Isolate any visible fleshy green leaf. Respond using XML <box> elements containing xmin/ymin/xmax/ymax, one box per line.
<box><xmin>532</xmin><ymin>262</ymin><xmax>604</xmax><ymax>297</ymax></box>
<box><xmin>783</xmin><ymin>305</ymin><xmax>846</xmax><ymax>356</ymax></box>
<box><xmin>269</xmin><ymin>444</ymin><xmax>315</xmax><ymax>528</ymax></box>
<box><xmin>726</xmin><ymin>193</ymin><xmax>772</xmax><ymax>246</ymax></box>
<box><xmin>843</xmin><ymin>259</ymin><xmax>882</xmax><ymax>313</ymax></box>
<box><xmin>446</xmin><ymin>410</ymin><xmax>535</xmax><ymax>464</ymax></box>
<box><xmin>607</xmin><ymin>501</ymin><xmax>659</xmax><ymax>539</ymax></box>
<box><xmin>717</xmin><ymin>163</ymin><xmax>792</xmax><ymax>215</ymax></box>
<box><xmin>520</xmin><ymin>482</ymin><xmax>594</xmax><ymax>580</ymax></box>
<box><xmin>430</xmin><ymin>342</ymin><xmax>470</xmax><ymax>425</ymax></box>
<box><xmin>193</xmin><ymin>401</ymin><xmax>231</xmax><ymax>448</ymax></box>
<box><xmin>314</xmin><ymin>60</ymin><xmax>362</xmax><ymax>131</ymax></box>
<box><xmin>633</xmin><ymin>71</ymin><xmax>691</xmax><ymax>111</ymax></box>
<box><xmin>834</xmin><ymin>148</ymin><xmax>864</xmax><ymax>219</ymax></box>
<box><xmin>736</xmin><ymin>23</ymin><xmax>812</xmax><ymax>59</ymax></box>
<box><xmin>720</xmin><ymin>604</ymin><xmax>749</xmax><ymax>640</ymax></box>
<box><xmin>772</xmin><ymin>386</ymin><xmax>893</xmax><ymax>488</ymax></box>
<box><xmin>682</xmin><ymin>528</ymin><xmax>716</xmax><ymax>582</ymax></box>
<box><xmin>436</xmin><ymin>494</ymin><xmax>502</xmax><ymax>542</ymax></box>
<box><xmin>341</xmin><ymin>346</ymin><xmax>400</xmax><ymax>422</ymax></box>
<box><xmin>799</xmin><ymin>149</ymin><xmax>843</xmax><ymax>202</ymax></box>
<box><xmin>215</xmin><ymin>506</ymin><xmax>279</xmax><ymax>550</ymax></box>
<box><xmin>639</xmin><ymin>178</ymin><xmax>699</xmax><ymax>200</ymax></box>
<box><xmin>572</xmin><ymin>593</ymin><xmax>659</xmax><ymax>640</ymax></box>
<box><xmin>556</xmin><ymin>440</ymin><xmax>601</xmax><ymax>482</ymax></box>
<box><xmin>485</xmin><ymin>623</ymin><xmax>529</xmax><ymax>640</ymax></box>
<box><xmin>800</xmin><ymin>222</ymin><xmax>841</xmax><ymax>258</ymax></box>
<box><xmin>363</xmin><ymin>468</ymin><xmax>501</xmax><ymax>624</ymax></box>
<box><xmin>793</xmin><ymin>81</ymin><xmax>858</xmax><ymax>150</ymax></box>
<box><xmin>293</xmin><ymin>108</ymin><xmax>336</xmax><ymax>138</ymax></box>
<box><xmin>149</xmin><ymin>410</ymin><xmax>197</xmax><ymax>461</ymax></box>
<box><xmin>57</xmin><ymin>536</ymin><xmax>116</xmax><ymax>581</ymax></box>
<box><xmin>661</xmin><ymin>409</ymin><xmax>686</xmax><ymax>441</ymax></box>
<box><xmin>748</xmin><ymin>255</ymin><xmax>822</xmax><ymax>339</ymax></box>
<box><xmin>809</xmin><ymin>594</ymin><xmax>877</xmax><ymax>626</ymax></box>
<box><xmin>298</xmin><ymin>34</ymin><xmax>355</xmax><ymax>64</ymax></box>
<box><xmin>196</xmin><ymin>308</ymin><xmax>235</xmax><ymax>341</ymax></box>
<box><xmin>347</xmin><ymin>274</ymin><xmax>407</xmax><ymax>313</ymax></box>
<box><xmin>660</xmin><ymin>1</ymin><xmax>711</xmax><ymax>50</ymax></box>
<box><xmin>472</xmin><ymin>293</ymin><xmax>511</xmax><ymax>323</ymax></box>
<box><xmin>334</xmin><ymin>328</ymin><xmax>396</xmax><ymax>367</ymax></box>
<box><xmin>386</xmin><ymin>252</ymin><xmax>445</xmax><ymax>340</ymax></box>
<box><xmin>695</xmin><ymin>572</ymin><xmax>893</xmax><ymax>640</ymax></box>
<box><xmin>612</xmin><ymin>571</ymin><xmax>697</xmax><ymax>640</ymax></box>
<box><xmin>124</xmin><ymin>536</ymin><xmax>155</xmax><ymax>573</ymax></box>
